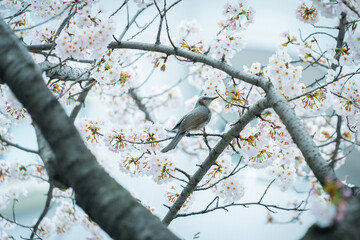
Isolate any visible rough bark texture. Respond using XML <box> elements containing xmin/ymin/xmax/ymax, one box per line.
<box><xmin>263</xmin><ymin>84</ymin><xmax>337</xmax><ymax>187</ymax></box>
<box><xmin>18</xmin><ymin>21</ymin><xmax>360</xmax><ymax>239</ymax></box>
<box><xmin>0</xmin><ymin>18</ymin><xmax>178</xmax><ymax>240</ymax></box>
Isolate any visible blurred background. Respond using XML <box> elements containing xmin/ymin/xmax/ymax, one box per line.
<box><xmin>2</xmin><ymin>0</ymin><xmax>360</xmax><ymax>239</ymax></box>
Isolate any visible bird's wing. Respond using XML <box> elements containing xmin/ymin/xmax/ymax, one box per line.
<box><xmin>178</xmin><ymin>109</ymin><xmax>210</xmax><ymax>132</ymax></box>
<box><xmin>172</xmin><ymin>115</ymin><xmax>186</xmax><ymax>130</ymax></box>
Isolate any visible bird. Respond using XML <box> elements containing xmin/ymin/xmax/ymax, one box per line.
<box><xmin>161</xmin><ymin>96</ymin><xmax>218</xmax><ymax>153</ymax></box>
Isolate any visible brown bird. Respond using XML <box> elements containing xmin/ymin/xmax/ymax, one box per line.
<box><xmin>161</xmin><ymin>96</ymin><xmax>217</xmax><ymax>153</ymax></box>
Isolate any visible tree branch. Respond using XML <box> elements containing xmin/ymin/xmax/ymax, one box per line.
<box><xmin>162</xmin><ymin>97</ymin><xmax>270</xmax><ymax>225</ymax></box>
<box><xmin>107</xmin><ymin>40</ymin><xmax>339</xmax><ymax>188</ymax></box>
<box><xmin>0</xmin><ymin>135</ymin><xmax>38</xmax><ymax>154</ymax></box>
<box><xmin>0</xmin><ymin>18</ymin><xmax>178</xmax><ymax>240</ymax></box>
<box><xmin>30</xmin><ymin>184</ymin><xmax>54</xmax><ymax>240</ymax></box>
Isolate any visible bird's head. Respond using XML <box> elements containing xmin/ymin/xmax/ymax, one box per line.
<box><xmin>196</xmin><ymin>96</ymin><xmax>218</xmax><ymax>107</ymax></box>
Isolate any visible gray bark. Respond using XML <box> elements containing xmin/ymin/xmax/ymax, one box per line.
<box><xmin>0</xmin><ymin>18</ymin><xmax>178</xmax><ymax>240</ymax></box>
<box><xmin>22</xmin><ymin>21</ymin><xmax>360</xmax><ymax>240</ymax></box>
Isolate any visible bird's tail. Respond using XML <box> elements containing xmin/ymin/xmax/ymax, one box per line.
<box><xmin>161</xmin><ymin>131</ymin><xmax>185</xmax><ymax>153</ymax></box>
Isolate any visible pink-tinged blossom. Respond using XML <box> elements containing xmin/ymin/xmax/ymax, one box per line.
<box><xmin>137</xmin><ymin>122</ymin><xmax>167</xmax><ymax>152</ymax></box>
<box><xmin>310</xmin><ymin>195</ymin><xmax>337</xmax><ymax>228</ymax></box>
<box><xmin>311</xmin><ymin>0</ymin><xmax>340</xmax><ymax>18</ymax></box>
<box><xmin>211</xmin><ymin>33</ymin><xmax>244</xmax><ymax>60</ymax></box>
<box><xmin>92</xmin><ymin>52</ymin><xmax>137</xmax><ymax>95</ymax></box>
<box><xmin>33</xmin><ymin>24</ymin><xmax>57</xmax><ymax>44</ymax></box>
<box><xmin>201</xmin><ymin>67</ymin><xmax>226</xmax><ymax>96</ymax></box>
<box><xmin>325</xmin><ymin>68</ymin><xmax>360</xmax><ymax>134</ymax></box>
<box><xmin>339</xmin><ymin>53</ymin><xmax>354</xmax><ymax>66</ymax></box>
<box><xmin>0</xmin><ymin>231</ymin><xmax>12</xmax><ymax>240</ymax></box>
<box><xmin>177</xmin><ymin>19</ymin><xmax>201</xmax><ymax>38</ymax></box>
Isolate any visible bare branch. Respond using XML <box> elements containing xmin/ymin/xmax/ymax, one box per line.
<box><xmin>0</xmin><ymin>135</ymin><xmax>38</xmax><ymax>154</ymax></box>
<box><xmin>175</xmin><ymin>200</ymin><xmax>305</xmax><ymax>219</ymax></box>
<box><xmin>0</xmin><ymin>18</ymin><xmax>179</xmax><ymax>240</ymax></box>
<box><xmin>30</xmin><ymin>184</ymin><xmax>54</xmax><ymax>240</ymax></box>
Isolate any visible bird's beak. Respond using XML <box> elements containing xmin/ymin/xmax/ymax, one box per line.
<box><xmin>212</xmin><ymin>96</ymin><xmax>218</xmax><ymax>100</ymax></box>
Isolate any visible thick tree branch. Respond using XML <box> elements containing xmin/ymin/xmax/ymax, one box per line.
<box><xmin>162</xmin><ymin>97</ymin><xmax>270</xmax><ymax>225</ymax></box>
<box><xmin>26</xmin><ymin>38</ymin><xmax>339</xmax><ymax>223</ymax></box>
<box><xmin>0</xmin><ymin>18</ymin><xmax>178</xmax><ymax>240</ymax></box>
<box><xmin>107</xmin><ymin>40</ymin><xmax>339</xmax><ymax>188</ymax></box>
<box><xmin>39</xmin><ymin>61</ymin><xmax>93</xmax><ymax>82</ymax></box>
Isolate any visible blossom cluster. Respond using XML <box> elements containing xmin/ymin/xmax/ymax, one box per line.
<box><xmin>27</xmin><ymin>0</ymin><xmax>68</xmax><ymax>18</ymax></box>
<box><xmin>3</xmin><ymin>0</ymin><xmax>360</xmax><ymax>237</ymax></box>
<box><xmin>0</xmin><ymin>85</ymin><xmax>30</xmax><ymax>125</ymax></box>
<box><xmin>81</xmin><ymin>121</ymin><xmax>178</xmax><ymax>184</ymax></box>
<box><xmin>224</xmin><ymin>110</ymin><xmax>304</xmax><ymax>191</ymax></box>
<box><xmin>188</xmin><ymin>65</ymin><xmax>227</xmax><ymax>97</ymax></box>
<box><xmin>177</xmin><ymin>19</ymin><xmax>202</xmax><ymax>39</ymax></box>
<box><xmin>295</xmin><ymin>2</ymin><xmax>319</xmax><ymax>24</ymax></box>
<box><xmin>311</xmin><ymin>0</ymin><xmax>360</xmax><ymax>21</ymax></box>
<box><xmin>325</xmin><ymin>69</ymin><xmax>360</xmax><ymax>135</ymax></box>
<box><xmin>0</xmin><ymin>160</ymin><xmax>50</xmax><ymax>231</ymax></box>
<box><xmin>54</xmin><ymin>18</ymin><xmax>116</xmax><ymax>59</ymax></box>
<box><xmin>104</xmin><ymin>122</ymin><xmax>167</xmax><ymax>152</ymax></box>
<box><xmin>203</xmin><ymin>155</ymin><xmax>246</xmax><ymax>203</ymax></box>
<box><xmin>310</xmin><ymin>180</ymin><xmax>352</xmax><ymax>228</ymax></box>
<box><xmin>92</xmin><ymin>50</ymin><xmax>137</xmax><ymax>95</ymax></box>
<box><xmin>166</xmin><ymin>186</ymin><xmax>194</xmax><ymax>212</ymax></box>
<box><xmin>118</xmin><ymin>151</ymin><xmax>176</xmax><ymax>184</ymax></box>
<box><xmin>33</xmin><ymin>188</ymin><xmax>106</xmax><ymax>239</ymax></box>
<box><xmin>221</xmin><ymin>0</ymin><xmax>255</xmax><ymax>31</ymax></box>
<box><xmin>207</xmin><ymin>0</ymin><xmax>254</xmax><ymax>61</ymax></box>
<box><xmin>264</xmin><ymin>49</ymin><xmax>304</xmax><ymax>99</ymax></box>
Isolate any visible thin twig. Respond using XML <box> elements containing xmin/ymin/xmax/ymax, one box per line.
<box><xmin>0</xmin><ymin>136</ymin><xmax>38</xmax><ymax>154</ymax></box>
<box><xmin>30</xmin><ymin>184</ymin><xmax>54</xmax><ymax>240</ymax></box>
